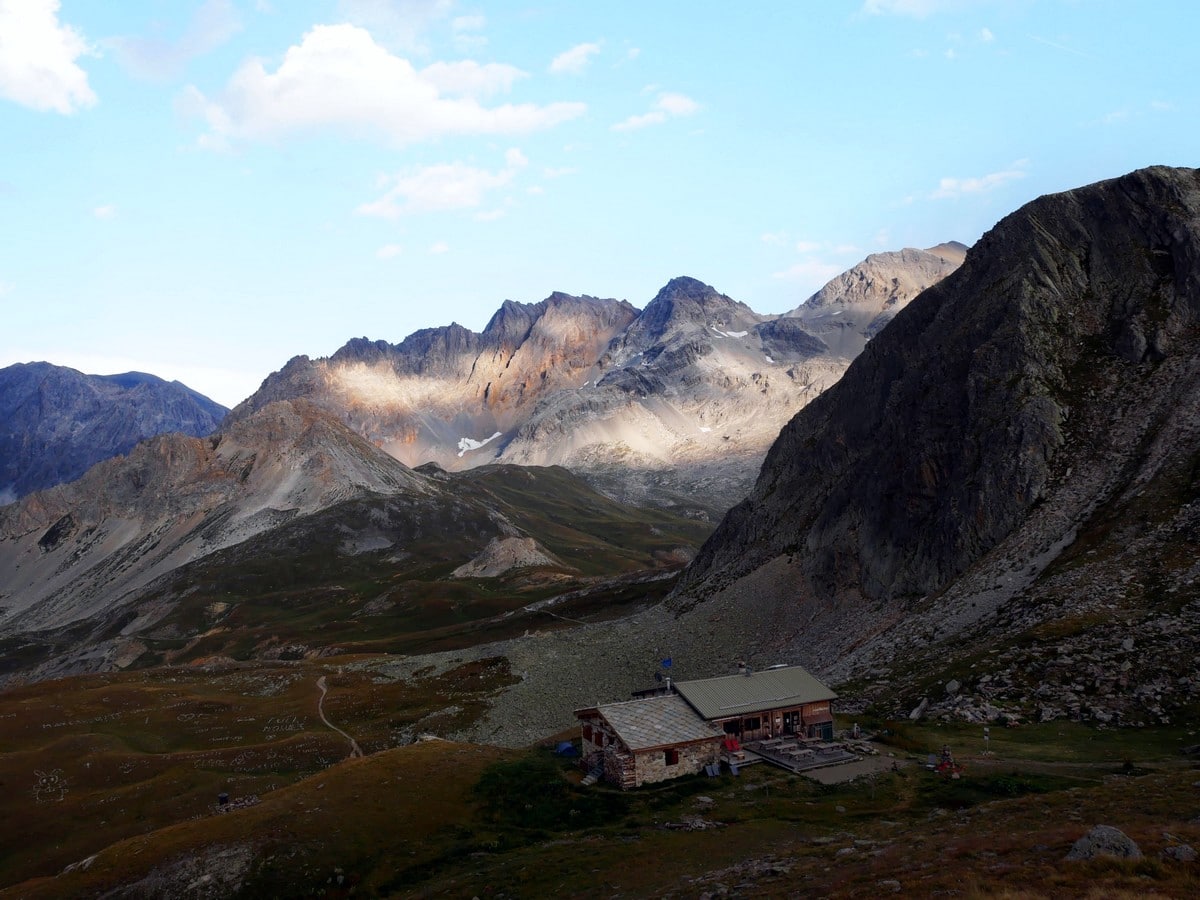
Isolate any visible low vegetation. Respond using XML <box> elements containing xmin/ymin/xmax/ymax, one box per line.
<box><xmin>2</xmin><ymin>660</ymin><xmax>1196</xmax><ymax>899</ymax></box>
<box><xmin>117</xmin><ymin>466</ymin><xmax>712</xmax><ymax>670</ymax></box>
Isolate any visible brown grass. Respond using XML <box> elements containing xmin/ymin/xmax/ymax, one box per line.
<box><xmin>1</xmin><ymin>662</ymin><xmax>1197</xmax><ymax>898</ymax></box>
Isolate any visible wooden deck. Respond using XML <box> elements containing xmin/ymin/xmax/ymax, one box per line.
<box><xmin>743</xmin><ymin>738</ymin><xmax>859</xmax><ymax>774</ymax></box>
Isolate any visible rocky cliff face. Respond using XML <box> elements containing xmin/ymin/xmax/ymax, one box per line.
<box><xmin>670</xmin><ymin>166</ymin><xmax>1200</xmax><ymax>685</ymax></box>
<box><xmin>0</xmin><ymin>363</ymin><xmax>227</xmax><ymax>502</ymax></box>
<box><xmin>230</xmin><ymin>292</ymin><xmax>639</xmax><ymax>468</ymax></box>
<box><xmin>229</xmin><ymin>260</ymin><xmax>963</xmax><ymax>519</ymax></box>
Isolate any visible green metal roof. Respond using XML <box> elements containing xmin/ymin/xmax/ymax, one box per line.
<box><xmin>673</xmin><ymin>666</ymin><xmax>837</xmax><ymax>721</ymax></box>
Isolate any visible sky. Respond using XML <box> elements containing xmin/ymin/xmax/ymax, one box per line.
<box><xmin>1</xmin><ymin>1</ymin><xmax>1197</xmax><ymax>408</ymax></box>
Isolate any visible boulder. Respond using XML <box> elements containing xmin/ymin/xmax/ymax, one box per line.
<box><xmin>1161</xmin><ymin>844</ymin><xmax>1196</xmax><ymax>863</ymax></box>
<box><xmin>1065</xmin><ymin>825</ymin><xmax>1142</xmax><ymax>861</ymax></box>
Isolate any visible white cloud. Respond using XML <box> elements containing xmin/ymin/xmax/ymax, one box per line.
<box><xmin>980</xmin><ymin>26</ymin><xmax>994</xmax><ymax>42</ymax></box>
<box><xmin>185</xmin><ymin>24</ymin><xmax>584</xmax><ymax>149</ymax></box>
<box><xmin>542</xmin><ymin>166</ymin><xmax>576</xmax><ymax>178</ymax></box>
<box><xmin>656</xmin><ymin>92</ymin><xmax>700</xmax><ymax>116</ymax></box>
<box><xmin>337</xmin><ymin>0</ymin><xmax>453</xmax><ymax>53</ymax></box>
<box><xmin>0</xmin><ymin>281</ymin><xmax>12</xmax><ymax>296</ymax></box>
<box><xmin>429</xmin><ymin>240</ymin><xmax>449</xmax><ymax>254</ymax></box>
<box><xmin>1151</xmin><ymin>99</ymin><xmax>1173</xmax><ymax>111</ymax></box>
<box><xmin>450</xmin><ymin>13</ymin><xmax>486</xmax><ymax>50</ymax></box>
<box><xmin>873</xmin><ymin>227</ymin><xmax>891</xmax><ymax>247</ymax></box>
<box><xmin>626</xmin><ymin>47</ymin><xmax>640</xmax><ymax>60</ymax></box>
<box><xmin>357</xmin><ymin>157</ymin><xmax>521</xmax><ymax>218</ymax></box>
<box><xmin>760</xmin><ymin>231</ymin><xmax>788</xmax><ymax>246</ymax></box>
<box><xmin>0</xmin><ymin>0</ymin><xmax>96</xmax><ymax>114</ymax></box>
<box><xmin>612</xmin><ymin>111</ymin><xmax>664</xmax><ymax>131</ymax></box>
<box><xmin>550</xmin><ymin>41</ymin><xmax>601</xmax><ymax>75</ymax></box>
<box><xmin>504</xmin><ymin>147</ymin><xmax>528</xmax><ymax>168</ymax></box>
<box><xmin>944</xmin><ymin>47</ymin><xmax>957</xmax><ymax>60</ymax></box>
<box><xmin>375</xmin><ymin>243</ymin><xmax>403</xmax><ymax>258</ymax></box>
<box><xmin>773</xmin><ymin>259</ymin><xmax>846</xmax><ymax>285</ymax></box>
<box><xmin>773</xmin><ymin>239</ymin><xmax>868</xmax><ymax>294</ymax></box>
<box><xmin>93</xmin><ymin>204</ymin><xmax>117</xmax><ymax>219</ymax></box>
<box><xmin>419</xmin><ymin>59</ymin><xmax>523</xmax><ymax>98</ymax></box>
<box><xmin>453</xmin><ymin>14</ymin><xmax>486</xmax><ymax>32</ymax></box>
<box><xmin>526</xmin><ymin>185</ymin><xmax>543</xmax><ymax>195</ymax></box>
<box><xmin>861</xmin><ymin>0</ymin><xmax>968</xmax><ymax>17</ymax></box>
<box><xmin>111</xmin><ymin>0</ymin><xmax>241</xmax><ymax>80</ymax></box>
<box><xmin>931</xmin><ymin>159</ymin><xmax>1028</xmax><ymax>199</ymax></box>
<box><xmin>612</xmin><ymin>90</ymin><xmax>700</xmax><ymax>131</ymax></box>
<box><xmin>475</xmin><ymin>208</ymin><xmax>506</xmax><ymax>220</ymax></box>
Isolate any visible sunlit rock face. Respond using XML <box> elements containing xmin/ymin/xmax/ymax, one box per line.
<box><xmin>228</xmin><ymin>257</ymin><xmax>963</xmax><ymax>518</ymax></box>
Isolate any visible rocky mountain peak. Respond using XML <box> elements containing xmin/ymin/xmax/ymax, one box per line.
<box><xmin>221</xmin><ymin>247</ymin><xmax>966</xmax><ymax>519</ymax></box>
<box><xmin>648</xmin><ymin>275</ymin><xmax>750</xmax><ymax>322</ymax></box>
<box><xmin>483</xmin><ymin>299</ymin><xmax>541</xmax><ymax>346</ymax></box>
<box><xmin>789</xmin><ymin>243</ymin><xmax>967</xmax><ymax>355</ymax></box>
<box><xmin>671</xmin><ymin>165</ymin><xmax>1200</xmax><ymax>671</ymax></box>
<box><xmin>329</xmin><ymin>338</ymin><xmax>397</xmax><ymax>364</ymax></box>
<box><xmin>608</xmin><ymin>276</ymin><xmax>755</xmax><ymax>357</ymax></box>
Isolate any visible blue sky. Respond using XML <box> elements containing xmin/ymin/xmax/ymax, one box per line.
<box><xmin>1</xmin><ymin>0</ymin><xmax>1196</xmax><ymax>407</ymax></box>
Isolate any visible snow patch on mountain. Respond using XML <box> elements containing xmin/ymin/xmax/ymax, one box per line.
<box><xmin>457</xmin><ymin>432</ymin><xmax>503</xmax><ymax>457</ymax></box>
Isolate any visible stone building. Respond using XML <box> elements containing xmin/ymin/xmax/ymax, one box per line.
<box><xmin>575</xmin><ymin>693</ymin><xmax>723</xmax><ymax>789</ymax></box>
<box><xmin>575</xmin><ymin>665</ymin><xmax>838</xmax><ymax>788</ymax></box>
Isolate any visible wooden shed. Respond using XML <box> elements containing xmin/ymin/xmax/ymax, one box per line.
<box><xmin>575</xmin><ymin>693</ymin><xmax>723</xmax><ymax>789</ymax></box>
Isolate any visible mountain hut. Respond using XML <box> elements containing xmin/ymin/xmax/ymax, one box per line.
<box><xmin>575</xmin><ymin>664</ymin><xmax>837</xmax><ymax>788</ymax></box>
<box><xmin>574</xmin><ymin>693</ymin><xmax>723</xmax><ymax>789</ymax></box>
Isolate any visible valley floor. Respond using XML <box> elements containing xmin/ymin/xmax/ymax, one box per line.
<box><xmin>0</xmin><ymin>654</ymin><xmax>1197</xmax><ymax>898</ymax></box>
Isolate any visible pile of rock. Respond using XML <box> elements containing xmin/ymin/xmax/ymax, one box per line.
<box><xmin>214</xmin><ymin>794</ymin><xmax>261</xmax><ymax>814</ymax></box>
<box><xmin>874</xmin><ymin>596</ymin><xmax>1200</xmax><ymax>727</ymax></box>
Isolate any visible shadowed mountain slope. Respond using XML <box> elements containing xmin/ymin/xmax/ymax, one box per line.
<box><xmin>0</xmin><ymin>362</ymin><xmax>227</xmax><ymax>501</ymax></box>
<box><xmin>669</xmin><ymin>166</ymin><xmax>1200</xmax><ymax>676</ymax></box>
